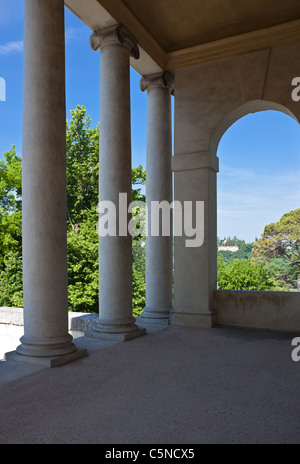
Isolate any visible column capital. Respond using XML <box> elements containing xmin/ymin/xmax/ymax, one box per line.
<box><xmin>140</xmin><ymin>72</ymin><xmax>175</xmax><ymax>95</ymax></box>
<box><xmin>90</xmin><ymin>24</ymin><xmax>140</xmax><ymax>59</ymax></box>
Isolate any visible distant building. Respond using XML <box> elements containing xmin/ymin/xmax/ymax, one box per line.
<box><xmin>218</xmin><ymin>246</ymin><xmax>239</xmax><ymax>252</ymax></box>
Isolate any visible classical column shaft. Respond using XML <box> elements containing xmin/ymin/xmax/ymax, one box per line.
<box><xmin>172</xmin><ymin>159</ymin><xmax>218</xmax><ymax>328</ymax></box>
<box><xmin>90</xmin><ymin>26</ymin><xmax>144</xmax><ymax>338</ymax></box>
<box><xmin>140</xmin><ymin>73</ymin><xmax>174</xmax><ymax>323</ymax></box>
<box><xmin>17</xmin><ymin>0</ymin><xmax>76</xmax><ymax>358</ymax></box>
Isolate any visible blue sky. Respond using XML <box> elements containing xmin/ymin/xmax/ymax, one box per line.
<box><xmin>0</xmin><ymin>1</ymin><xmax>299</xmax><ymax>243</ymax></box>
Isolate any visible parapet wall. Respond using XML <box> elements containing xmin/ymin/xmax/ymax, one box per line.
<box><xmin>0</xmin><ymin>307</ymin><xmax>97</xmax><ymax>332</ymax></box>
<box><xmin>215</xmin><ymin>290</ymin><xmax>300</xmax><ymax>332</ymax></box>
<box><xmin>1</xmin><ymin>293</ymin><xmax>300</xmax><ymax>351</ymax></box>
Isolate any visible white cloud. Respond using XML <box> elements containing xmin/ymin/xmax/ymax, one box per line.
<box><xmin>65</xmin><ymin>27</ymin><xmax>86</xmax><ymax>44</ymax></box>
<box><xmin>0</xmin><ymin>26</ymin><xmax>85</xmax><ymax>56</ymax></box>
<box><xmin>0</xmin><ymin>40</ymin><xmax>23</xmax><ymax>55</ymax></box>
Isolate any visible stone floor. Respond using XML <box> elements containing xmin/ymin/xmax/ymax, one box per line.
<box><xmin>0</xmin><ymin>324</ymin><xmax>299</xmax><ymax>444</ymax></box>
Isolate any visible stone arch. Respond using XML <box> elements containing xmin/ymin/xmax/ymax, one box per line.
<box><xmin>172</xmin><ymin>41</ymin><xmax>300</xmax><ymax>328</ymax></box>
<box><xmin>210</xmin><ymin>99</ymin><xmax>299</xmax><ymax>158</ymax></box>
<box><xmin>211</xmin><ymin>99</ymin><xmax>300</xmax><ymax>331</ymax></box>
<box><xmin>174</xmin><ymin>42</ymin><xmax>300</xmax><ymax>159</ymax></box>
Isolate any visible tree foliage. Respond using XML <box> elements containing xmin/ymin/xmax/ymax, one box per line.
<box><xmin>0</xmin><ymin>148</ymin><xmax>23</xmax><ymax>305</ymax></box>
<box><xmin>65</xmin><ymin>106</ymin><xmax>146</xmax><ymax>314</ymax></box>
<box><xmin>217</xmin><ymin>257</ymin><xmax>277</xmax><ymax>291</ymax></box>
<box><xmin>253</xmin><ymin>209</ymin><xmax>300</xmax><ymax>286</ymax></box>
<box><xmin>217</xmin><ymin>231</ymin><xmax>296</xmax><ymax>290</ymax></box>
<box><xmin>0</xmin><ymin>106</ymin><xmax>146</xmax><ymax>315</ymax></box>
<box><xmin>0</xmin><ymin>148</ymin><xmax>22</xmax><ymax>269</ymax></box>
<box><xmin>0</xmin><ymin>147</ymin><xmax>22</xmax><ymax>213</ymax></box>
<box><xmin>66</xmin><ymin>106</ymin><xmax>99</xmax><ymax>231</ymax></box>
<box><xmin>0</xmin><ymin>250</ymin><xmax>23</xmax><ymax>307</ymax></box>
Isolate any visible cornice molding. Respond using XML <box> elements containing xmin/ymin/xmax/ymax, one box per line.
<box><xmin>172</xmin><ymin>152</ymin><xmax>219</xmax><ymax>173</ymax></box>
<box><xmin>90</xmin><ymin>24</ymin><xmax>140</xmax><ymax>59</ymax></box>
<box><xmin>167</xmin><ymin>19</ymin><xmax>300</xmax><ymax>70</ymax></box>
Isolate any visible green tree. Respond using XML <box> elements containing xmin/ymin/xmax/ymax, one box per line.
<box><xmin>0</xmin><ymin>250</ymin><xmax>23</xmax><ymax>307</ymax></box>
<box><xmin>0</xmin><ymin>147</ymin><xmax>22</xmax><ymax>268</ymax></box>
<box><xmin>67</xmin><ymin>216</ymin><xmax>99</xmax><ymax>313</ymax></box>
<box><xmin>0</xmin><ymin>106</ymin><xmax>147</xmax><ymax>314</ymax></box>
<box><xmin>65</xmin><ymin>105</ymin><xmax>146</xmax><ymax>314</ymax></box>
<box><xmin>217</xmin><ymin>257</ymin><xmax>277</xmax><ymax>291</ymax></box>
<box><xmin>262</xmin><ymin>258</ymin><xmax>290</xmax><ymax>291</ymax></box>
<box><xmin>66</xmin><ymin>106</ymin><xmax>100</xmax><ymax>231</ymax></box>
<box><xmin>0</xmin><ymin>148</ymin><xmax>23</xmax><ymax>305</ymax></box>
<box><xmin>64</xmin><ymin>106</ymin><xmax>99</xmax><ymax>312</ymax></box>
<box><xmin>253</xmin><ymin>209</ymin><xmax>300</xmax><ymax>286</ymax></box>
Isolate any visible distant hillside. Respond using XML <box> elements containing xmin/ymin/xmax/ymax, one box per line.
<box><xmin>217</xmin><ymin>236</ymin><xmax>254</xmax><ymax>262</ymax></box>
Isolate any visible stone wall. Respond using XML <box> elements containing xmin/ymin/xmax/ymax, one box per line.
<box><xmin>215</xmin><ymin>290</ymin><xmax>300</xmax><ymax>332</ymax></box>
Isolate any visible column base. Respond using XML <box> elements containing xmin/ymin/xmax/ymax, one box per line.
<box><xmin>170</xmin><ymin>310</ymin><xmax>217</xmax><ymax>328</ymax></box>
<box><xmin>5</xmin><ymin>348</ymin><xmax>88</xmax><ymax>368</ymax></box>
<box><xmin>16</xmin><ymin>334</ymin><xmax>77</xmax><ymax>358</ymax></box>
<box><xmin>141</xmin><ymin>306</ymin><xmax>172</xmax><ymax>325</ymax></box>
<box><xmin>86</xmin><ymin>317</ymin><xmax>146</xmax><ymax>341</ymax></box>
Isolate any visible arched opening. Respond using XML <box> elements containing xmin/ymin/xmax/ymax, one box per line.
<box><xmin>214</xmin><ymin>102</ymin><xmax>300</xmax><ymax>292</ymax></box>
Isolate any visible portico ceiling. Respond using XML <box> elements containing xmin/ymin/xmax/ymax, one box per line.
<box><xmin>65</xmin><ymin>0</ymin><xmax>300</xmax><ymax>73</ymax></box>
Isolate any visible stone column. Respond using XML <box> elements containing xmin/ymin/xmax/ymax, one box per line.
<box><xmin>171</xmin><ymin>155</ymin><xmax>218</xmax><ymax>328</ymax></box>
<box><xmin>9</xmin><ymin>0</ymin><xmax>87</xmax><ymax>366</ymax></box>
<box><xmin>89</xmin><ymin>25</ymin><xmax>145</xmax><ymax>340</ymax></box>
<box><xmin>140</xmin><ymin>73</ymin><xmax>174</xmax><ymax>324</ymax></box>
